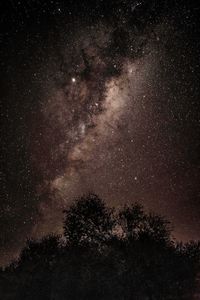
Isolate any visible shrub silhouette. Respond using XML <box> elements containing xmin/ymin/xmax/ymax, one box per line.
<box><xmin>0</xmin><ymin>193</ymin><xmax>199</xmax><ymax>300</ymax></box>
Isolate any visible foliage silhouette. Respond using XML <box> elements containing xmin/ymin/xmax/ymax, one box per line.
<box><xmin>0</xmin><ymin>193</ymin><xmax>199</xmax><ymax>299</ymax></box>
<box><xmin>63</xmin><ymin>194</ymin><xmax>115</xmax><ymax>248</ymax></box>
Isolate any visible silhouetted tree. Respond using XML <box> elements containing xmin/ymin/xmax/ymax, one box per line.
<box><xmin>119</xmin><ymin>203</ymin><xmax>171</xmax><ymax>244</ymax></box>
<box><xmin>13</xmin><ymin>234</ymin><xmax>60</xmax><ymax>300</ymax></box>
<box><xmin>0</xmin><ymin>194</ymin><xmax>199</xmax><ymax>300</ymax></box>
<box><xmin>63</xmin><ymin>193</ymin><xmax>115</xmax><ymax>248</ymax></box>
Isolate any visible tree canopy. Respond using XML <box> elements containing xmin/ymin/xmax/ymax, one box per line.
<box><xmin>0</xmin><ymin>193</ymin><xmax>199</xmax><ymax>300</ymax></box>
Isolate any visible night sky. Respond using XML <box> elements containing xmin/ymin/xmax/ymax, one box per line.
<box><xmin>1</xmin><ymin>0</ymin><xmax>200</xmax><ymax>266</ymax></box>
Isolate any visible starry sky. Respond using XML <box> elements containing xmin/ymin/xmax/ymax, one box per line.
<box><xmin>1</xmin><ymin>0</ymin><xmax>200</xmax><ymax>266</ymax></box>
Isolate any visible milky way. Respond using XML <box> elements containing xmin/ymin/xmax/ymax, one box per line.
<box><xmin>1</xmin><ymin>0</ymin><xmax>200</xmax><ymax>266</ymax></box>
<box><xmin>29</xmin><ymin>22</ymin><xmax>160</xmax><ymax>237</ymax></box>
